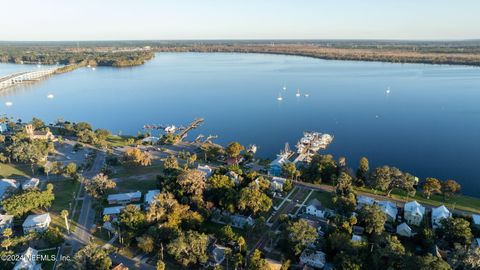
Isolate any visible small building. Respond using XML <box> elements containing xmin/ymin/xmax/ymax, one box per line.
<box><xmin>197</xmin><ymin>165</ymin><xmax>213</xmax><ymax>179</ymax></box>
<box><xmin>378</xmin><ymin>201</ymin><xmax>398</xmax><ymax>223</ymax></box>
<box><xmin>300</xmin><ymin>249</ymin><xmax>326</xmax><ymax>269</ymax></box>
<box><xmin>431</xmin><ymin>205</ymin><xmax>452</xmax><ymax>229</ymax></box>
<box><xmin>351</xmin><ymin>234</ymin><xmax>363</xmax><ymax>243</ymax></box>
<box><xmin>306</xmin><ymin>198</ymin><xmax>326</xmax><ymax>218</ymax></box>
<box><xmin>404</xmin><ymin>201</ymin><xmax>426</xmax><ymax>226</ymax></box>
<box><xmin>23</xmin><ymin>213</ymin><xmax>51</xmax><ymax>234</ymax></box>
<box><xmin>107</xmin><ymin>191</ymin><xmax>142</xmax><ymax>205</ymax></box>
<box><xmin>396</xmin><ymin>222</ymin><xmax>414</xmax><ymax>238</ymax></box>
<box><xmin>0</xmin><ymin>178</ymin><xmax>19</xmax><ymax>199</ymax></box>
<box><xmin>25</xmin><ymin>124</ymin><xmax>55</xmax><ymax>141</ymax></box>
<box><xmin>0</xmin><ymin>214</ymin><xmax>14</xmax><ymax>233</ymax></box>
<box><xmin>269</xmin><ymin>154</ymin><xmax>289</xmax><ymax>176</ymax></box>
<box><xmin>141</xmin><ymin>136</ymin><xmax>159</xmax><ymax>144</ymax></box>
<box><xmin>0</xmin><ymin>122</ymin><xmax>8</xmax><ymax>133</ymax></box>
<box><xmin>230</xmin><ymin>214</ymin><xmax>254</xmax><ymax>229</ymax></box>
<box><xmin>265</xmin><ymin>258</ymin><xmax>283</xmax><ymax>270</ymax></box>
<box><xmin>144</xmin><ymin>189</ymin><xmax>160</xmax><ymax>207</ymax></box>
<box><xmin>22</xmin><ymin>178</ymin><xmax>40</xmax><ymax>190</ymax></box>
<box><xmin>13</xmin><ymin>247</ymin><xmax>41</xmax><ymax>270</ymax></box>
<box><xmin>270</xmin><ymin>177</ymin><xmax>287</xmax><ymax>192</ymax></box>
<box><xmin>357</xmin><ymin>195</ymin><xmax>376</xmax><ymax>208</ymax></box>
<box><xmin>208</xmin><ymin>244</ymin><xmax>229</xmax><ymax>266</ymax></box>
<box><xmin>472</xmin><ymin>214</ymin><xmax>480</xmax><ymax>228</ymax></box>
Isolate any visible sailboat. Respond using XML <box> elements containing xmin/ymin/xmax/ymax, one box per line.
<box><xmin>386</xmin><ymin>87</ymin><xmax>391</xmax><ymax>94</ymax></box>
<box><xmin>277</xmin><ymin>93</ymin><xmax>283</xmax><ymax>101</ymax></box>
<box><xmin>282</xmin><ymin>83</ymin><xmax>287</xmax><ymax>91</ymax></box>
<box><xmin>296</xmin><ymin>89</ymin><xmax>301</xmax><ymax>97</ymax></box>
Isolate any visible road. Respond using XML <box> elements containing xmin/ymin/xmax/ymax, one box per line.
<box><xmin>70</xmin><ymin>150</ymin><xmax>106</xmax><ymax>252</ymax></box>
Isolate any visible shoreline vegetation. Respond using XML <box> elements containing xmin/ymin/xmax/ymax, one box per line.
<box><xmin>1</xmin><ymin>40</ymin><xmax>480</xmax><ymax>69</ymax></box>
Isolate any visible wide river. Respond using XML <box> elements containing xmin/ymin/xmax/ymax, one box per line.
<box><xmin>1</xmin><ymin>53</ymin><xmax>480</xmax><ymax>196</ymax></box>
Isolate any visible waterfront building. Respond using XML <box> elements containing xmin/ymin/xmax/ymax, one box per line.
<box><xmin>306</xmin><ymin>198</ymin><xmax>326</xmax><ymax>218</ymax></box>
<box><xmin>404</xmin><ymin>201</ymin><xmax>425</xmax><ymax>226</ymax></box>
<box><xmin>107</xmin><ymin>191</ymin><xmax>142</xmax><ymax>205</ymax></box>
<box><xmin>431</xmin><ymin>205</ymin><xmax>452</xmax><ymax>229</ymax></box>
<box><xmin>23</xmin><ymin>213</ymin><xmax>51</xmax><ymax>234</ymax></box>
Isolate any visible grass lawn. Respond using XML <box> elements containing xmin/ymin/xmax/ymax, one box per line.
<box><xmin>48</xmin><ymin>180</ymin><xmax>80</xmax><ymax>232</ymax></box>
<box><xmin>272</xmin><ymin>197</ymin><xmax>284</xmax><ymax>208</ymax></box>
<box><xmin>111</xmin><ymin>163</ymin><xmax>163</xmax><ymax>178</ymax></box>
<box><xmin>296</xmin><ymin>189</ymin><xmax>312</xmax><ymax>204</ymax></box>
<box><xmin>115</xmin><ymin>178</ymin><xmax>158</xmax><ymax>194</ymax></box>
<box><xmin>286</xmin><ymin>187</ymin><xmax>300</xmax><ymax>199</ymax></box>
<box><xmin>0</xmin><ymin>163</ymin><xmax>30</xmax><ymax>178</ymax></box>
<box><xmin>106</xmin><ymin>135</ymin><xmax>135</xmax><ymax>147</ymax></box>
<box><xmin>309</xmin><ymin>190</ymin><xmax>334</xmax><ymax>209</ymax></box>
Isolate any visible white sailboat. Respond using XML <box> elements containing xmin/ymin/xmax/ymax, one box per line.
<box><xmin>5</xmin><ymin>101</ymin><xmax>13</xmax><ymax>107</ymax></box>
<box><xmin>277</xmin><ymin>92</ymin><xmax>283</xmax><ymax>101</ymax></box>
<box><xmin>282</xmin><ymin>83</ymin><xmax>287</xmax><ymax>91</ymax></box>
<box><xmin>386</xmin><ymin>87</ymin><xmax>391</xmax><ymax>94</ymax></box>
<box><xmin>47</xmin><ymin>94</ymin><xmax>55</xmax><ymax>99</ymax></box>
<box><xmin>296</xmin><ymin>89</ymin><xmax>301</xmax><ymax>97</ymax></box>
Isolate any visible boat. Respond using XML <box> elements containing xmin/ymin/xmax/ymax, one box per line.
<box><xmin>386</xmin><ymin>87</ymin><xmax>391</xmax><ymax>94</ymax></box>
<box><xmin>92</xmin><ymin>67</ymin><xmax>96</xmax><ymax>71</ymax></box>
<box><xmin>5</xmin><ymin>101</ymin><xmax>13</xmax><ymax>107</ymax></box>
<box><xmin>277</xmin><ymin>93</ymin><xmax>283</xmax><ymax>101</ymax></box>
<box><xmin>282</xmin><ymin>83</ymin><xmax>287</xmax><ymax>91</ymax></box>
<box><xmin>47</xmin><ymin>94</ymin><xmax>54</xmax><ymax>99</ymax></box>
<box><xmin>296</xmin><ymin>89</ymin><xmax>301</xmax><ymax>97</ymax></box>
<box><xmin>165</xmin><ymin>125</ymin><xmax>176</xmax><ymax>133</ymax></box>
<box><xmin>87</xmin><ymin>64</ymin><xmax>91</xmax><ymax>68</ymax></box>
<box><xmin>304</xmin><ymin>93</ymin><xmax>310</xmax><ymax>97</ymax></box>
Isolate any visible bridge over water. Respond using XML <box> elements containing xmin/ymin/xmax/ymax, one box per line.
<box><xmin>0</xmin><ymin>67</ymin><xmax>60</xmax><ymax>90</ymax></box>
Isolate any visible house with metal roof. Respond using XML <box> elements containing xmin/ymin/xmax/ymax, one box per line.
<box><xmin>404</xmin><ymin>201</ymin><xmax>426</xmax><ymax>226</ymax></box>
<box><xmin>0</xmin><ymin>178</ymin><xmax>19</xmax><ymax>199</ymax></box>
<box><xmin>22</xmin><ymin>213</ymin><xmax>51</xmax><ymax>234</ymax></box>
<box><xmin>431</xmin><ymin>205</ymin><xmax>452</xmax><ymax>229</ymax></box>
<box><xmin>378</xmin><ymin>200</ymin><xmax>398</xmax><ymax>223</ymax></box>
<box><xmin>13</xmin><ymin>247</ymin><xmax>41</xmax><ymax>270</ymax></box>
<box><xmin>306</xmin><ymin>198</ymin><xmax>326</xmax><ymax>218</ymax></box>
<box><xmin>107</xmin><ymin>191</ymin><xmax>142</xmax><ymax>205</ymax></box>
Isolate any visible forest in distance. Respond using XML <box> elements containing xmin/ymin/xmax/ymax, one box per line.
<box><xmin>2</xmin><ymin>39</ymin><xmax>480</xmax><ymax>68</ymax></box>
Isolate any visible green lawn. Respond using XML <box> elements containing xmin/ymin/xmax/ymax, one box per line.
<box><xmin>355</xmin><ymin>186</ymin><xmax>480</xmax><ymax>214</ymax></box>
<box><xmin>48</xmin><ymin>180</ymin><xmax>80</xmax><ymax>232</ymax></box>
<box><xmin>0</xmin><ymin>163</ymin><xmax>30</xmax><ymax>178</ymax></box>
<box><xmin>106</xmin><ymin>135</ymin><xmax>135</xmax><ymax>147</ymax></box>
<box><xmin>111</xmin><ymin>163</ymin><xmax>163</xmax><ymax>178</ymax></box>
<box><xmin>309</xmin><ymin>190</ymin><xmax>334</xmax><ymax>209</ymax></box>
<box><xmin>115</xmin><ymin>178</ymin><xmax>159</xmax><ymax>194</ymax></box>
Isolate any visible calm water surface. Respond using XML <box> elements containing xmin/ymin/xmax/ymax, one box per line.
<box><xmin>1</xmin><ymin>53</ymin><xmax>480</xmax><ymax>196</ymax></box>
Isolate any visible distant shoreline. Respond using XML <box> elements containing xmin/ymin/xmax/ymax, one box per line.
<box><xmin>153</xmin><ymin>44</ymin><xmax>480</xmax><ymax>67</ymax></box>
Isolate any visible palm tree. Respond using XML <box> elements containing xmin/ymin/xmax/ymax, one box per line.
<box><xmin>61</xmin><ymin>210</ymin><xmax>70</xmax><ymax>234</ymax></box>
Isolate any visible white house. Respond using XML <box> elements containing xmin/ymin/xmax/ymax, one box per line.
<box><xmin>396</xmin><ymin>222</ymin><xmax>414</xmax><ymax>238</ymax></box>
<box><xmin>404</xmin><ymin>201</ymin><xmax>426</xmax><ymax>226</ymax></box>
<box><xmin>107</xmin><ymin>191</ymin><xmax>142</xmax><ymax>205</ymax></box>
<box><xmin>378</xmin><ymin>201</ymin><xmax>398</xmax><ymax>223</ymax></box>
<box><xmin>141</xmin><ymin>136</ymin><xmax>159</xmax><ymax>144</ymax></box>
<box><xmin>306</xmin><ymin>198</ymin><xmax>326</xmax><ymax>218</ymax></box>
<box><xmin>472</xmin><ymin>214</ymin><xmax>480</xmax><ymax>228</ymax></box>
<box><xmin>22</xmin><ymin>178</ymin><xmax>40</xmax><ymax>190</ymax></box>
<box><xmin>209</xmin><ymin>244</ymin><xmax>228</xmax><ymax>266</ymax></box>
<box><xmin>431</xmin><ymin>205</ymin><xmax>452</xmax><ymax>229</ymax></box>
<box><xmin>0</xmin><ymin>214</ymin><xmax>14</xmax><ymax>233</ymax></box>
<box><xmin>300</xmin><ymin>249</ymin><xmax>326</xmax><ymax>269</ymax></box>
<box><xmin>144</xmin><ymin>189</ymin><xmax>160</xmax><ymax>207</ymax></box>
<box><xmin>0</xmin><ymin>178</ymin><xmax>19</xmax><ymax>199</ymax></box>
<box><xmin>13</xmin><ymin>247</ymin><xmax>41</xmax><ymax>270</ymax></box>
<box><xmin>0</xmin><ymin>122</ymin><xmax>8</xmax><ymax>133</ymax></box>
<box><xmin>229</xmin><ymin>214</ymin><xmax>254</xmax><ymax>229</ymax></box>
<box><xmin>23</xmin><ymin>213</ymin><xmax>51</xmax><ymax>234</ymax></box>
<box><xmin>197</xmin><ymin>165</ymin><xmax>213</xmax><ymax>179</ymax></box>
<box><xmin>357</xmin><ymin>195</ymin><xmax>376</xmax><ymax>208</ymax></box>
<box><xmin>270</xmin><ymin>177</ymin><xmax>287</xmax><ymax>192</ymax></box>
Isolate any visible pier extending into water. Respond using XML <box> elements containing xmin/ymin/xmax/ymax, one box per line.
<box><xmin>0</xmin><ymin>67</ymin><xmax>60</xmax><ymax>90</ymax></box>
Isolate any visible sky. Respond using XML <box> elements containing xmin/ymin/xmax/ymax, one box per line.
<box><xmin>1</xmin><ymin>0</ymin><xmax>478</xmax><ymax>41</ymax></box>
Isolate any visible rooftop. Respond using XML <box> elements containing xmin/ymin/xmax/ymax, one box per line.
<box><xmin>23</xmin><ymin>213</ymin><xmax>50</xmax><ymax>227</ymax></box>
<box><xmin>108</xmin><ymin>191</ymin><xmax>142</xmax><ymax>202</ymax></box>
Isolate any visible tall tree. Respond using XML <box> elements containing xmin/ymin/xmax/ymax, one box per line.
<box><xmin>167</xmin><ymin>230</ymin><xmax>209</xmax><ymax>267</ymax></box>
<box><xmin>422</xmin><ymin>178</ymin><xmax>442</xmax><ymax>199</ymax></box>
<box><xmin>84</xmin><ymin>173</ymin><xmax>116</xmax><ymax>199</ymax></box>
<box><xmin>286</xmin><ymin>219</ymin><xmax>318</xmax><ymax>256</ymax></box>
<box><xmin>72</xmin><ymin>243</ymin><xmax>112</xmax><ymax>270</ymax></box>
<box><xmin>226</xmin><ymin>142</ymin><xmax>244</xmax><ymax>158</ymax></box>
<box><xmin>440</xmin><ymin>217</ymin><xmax>473</xmax><ymax>246</ymax></box>
<box><xmin>357</xmin><ymin>205</ymin><xmax>386</xmax><ymax>236</ymax></box>
<box><xmin>238</xmin><ymin>187</ymin><xmax>272</xmax><ymax>215</ymax></box>
<box><xmin>442</xmin><ymin>179</ymin><xmax>461</xmax><ymax>200</ymax></box>
<box><xmin>356</xmin><ymin>157</ymin><xmax>369</xmax><ymax>185</ymax></box>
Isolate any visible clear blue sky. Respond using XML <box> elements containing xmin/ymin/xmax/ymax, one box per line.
<box><xmin>1</xmin><ymin>0</ymin><xmax>478</xmax><ymax>41</ymax></box>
